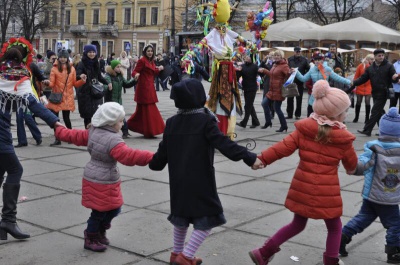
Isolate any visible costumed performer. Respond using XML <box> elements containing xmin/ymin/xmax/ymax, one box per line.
<box><xmin>0</xmin><ymin>37</ymin><xmax>61</xmax><ymax>240</ymax></box>
<box><xmin>197</xmin><ymin>0</ymin><xmax>257</xmax><ymax>139</ymax></box>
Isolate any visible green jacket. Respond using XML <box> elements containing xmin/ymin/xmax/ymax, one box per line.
<box><xmin>103</xmin><ymin>65</ymin><xmax>136</xmax><ymax>104</ymax></box>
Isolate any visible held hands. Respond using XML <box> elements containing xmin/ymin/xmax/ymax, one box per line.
<box><xmin>251</xmin><ymin>158</ymin><xmax>265</xmax><ymax>170</ymax></box>
<box><xmin>42</xmin><ymin>80</ymin><xmax>50</xmax><ymax>86</ymax></box>
<box><xmin>134</xmin><ymin>73</ymin><xmax>140</xmax><ymax>80</ymax></box>
<box><xmin>80</xmin><ymin>74</ymin><xmax>87</xmax><ymax>82</ymax></box>
<box><xmin>157</xmin><ymin>65</ymin><xmax>164</xmax><ymax>71</ymax></box>
<box><xmin>258</xmin><ymin>68</ymin><xmax>265</xmax><ymax>73</ymax></box>
<box><xmin>54</xmin><ymin>121</ymin><xmax>66</xmax><ymax>129</ymax></box>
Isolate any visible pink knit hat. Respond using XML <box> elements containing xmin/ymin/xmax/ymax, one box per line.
<box><xmin>312</xmin><ymin>80</ymin><xmax>351</xmax><ymax>118</ymax></box>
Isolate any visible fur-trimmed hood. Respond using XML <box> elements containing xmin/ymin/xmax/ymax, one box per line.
<box><xmin>105</xmin><ymin>65</ymin><xmax>118</xmax><ymax>77</ymax></box>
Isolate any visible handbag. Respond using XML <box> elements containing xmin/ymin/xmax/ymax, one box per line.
<box><xmin>387</xmin><ymin>87</ymin><xmax>395</xmax><ymax>99</ymax></box>
<box><xmin>48</xmin><ymin>75</ymin><xmax>69</xmax><ymax>104</ymax></box>
<box><xmin>90</xmin><ymin>79</ymin><xmax>104</xmax><ymax>99</ymax></box>
<box><xmin>281</xmin><ymin>83</ymin><xmax>299</xmax><ymax>98</ymax></box>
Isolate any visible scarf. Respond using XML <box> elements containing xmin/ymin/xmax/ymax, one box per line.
<box><xmin>317</xmin><ymin>63</ymin><xmax>327</xmax><ymax>80</ymax></box>
<box><xmin>0</xmin><ymin>78</ymin><xmax>36</xmax><ymax>113</ymax></box>
<box><xmin>310</xmin><ymin>112</ymin><xmax>347</xmax><ymax>129</ymax></box>
<box><xmin>177</xmin><ymin>107</ymin><xmax>219</xmax><ymax>122</ymax></box>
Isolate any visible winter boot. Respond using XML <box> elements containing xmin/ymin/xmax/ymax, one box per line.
<box><xmin>385</xmin><ymin>245</ymin><xmax>400</xmax><ymax>264</ymax></box>
<box><xmin>170</xmin><ymin>252</ymin><xmax>202</xmax><ymax>265</ymax></box>
<box><xmin>249</xmin><ymin>238</ymin><xmax>281</xmax><ymax>265</ymax></box>
<box><xmin>172</xmin><ymin>252</ymin><xmax>203</xmax><ymax>265</ymax></box>
<box><xmin>323</xmin><ymin>252</ymin><xmax>345</xmax><ymax>265</ymax></box>
<box><xmin>0</xmin><ymin>183</ymin><xmax>30</xmax><ymax>240</ymax></box>
<box><xmin>353</xmin><ymin>104</ymin><xmax>361</xmax><ymax>123</ymax></box>
<box><xmin>98</xmin><ymin>224</ymin><xmax>111</xmax><ymax>245</ymax></box>
<box><xmin>84</xmin><ymin>230</ymin><xmax>107</xmax><ymax>252</ymax></box>
<box><xmin>339</xmin><ymin>233</ymin><xmax>351</xmax><ymax>257</ymax></box>
<box><xmin>50</xmin><ymin>139</ymin><xmax>61</xmax><ymax>146</ymax></box>
<box><xmin>365</xmin><ymin>105</ymin><xmax>371</xmax><ymax>124</ymax></box>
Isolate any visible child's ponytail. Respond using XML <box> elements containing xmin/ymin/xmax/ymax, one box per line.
<box><xmin>315</xmin><ymin>124</ymin><xmax>332</xmax><ymax>144</ymax></box>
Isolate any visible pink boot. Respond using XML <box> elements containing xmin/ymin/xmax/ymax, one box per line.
<box><xmin>249</xmin><ymin>238</ymin><xmax>281</xmax><ymax>265</ymax></box>
<box><xmin>98</xmin><ymin>224</ymin><xmax>111</xmax><ymax>245</ymax></box>
<box><xmin>323</xmin><ymin>252</ymin><xmax>345</xmax><ymax>265</ymax></box>
<box><xmin>84</xmin><ymin>230</ymin><xmax>107</xmax><ymax>252</ymax></box>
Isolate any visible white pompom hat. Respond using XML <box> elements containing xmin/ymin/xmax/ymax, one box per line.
<box><xmin>91</xmin><ymin>102</ymin><xmax>125</xmax><ymax>127</ymax></box>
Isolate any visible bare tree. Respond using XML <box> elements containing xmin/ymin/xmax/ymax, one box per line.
<box><xmin>300</xmin><ymin>0</ymin><xmax>364</xmax><ymax>25</ymax></box>
<box><xmin>0</xmin><ymin>0</ymin><xmax>15</xmax><ymax>45</ymax></box>
<box><xmin>285</xmin><ymin>0</ymin><xmax>307</xmax><ymax>20</ymax></box>
<box><xmin>14</xmin><ymin>0</ymin><xmax>57</xmax><ymax>42</ymax></box>
<box><xmin>384</xmin><ymin>0</ymin><xmax>400</xmax><ymax>28</ymax></box>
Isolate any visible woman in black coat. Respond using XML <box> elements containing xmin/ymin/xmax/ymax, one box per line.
<box><xmin>76</xmin><ymin>45</ymin><xmax>111</xmax><ymax>128</ymax></box>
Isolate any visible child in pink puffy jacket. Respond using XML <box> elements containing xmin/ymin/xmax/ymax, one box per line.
<box><xmin>54</xmin><ymin>102</ymin><xmax>153</xmax><ymax>252</ymax></box>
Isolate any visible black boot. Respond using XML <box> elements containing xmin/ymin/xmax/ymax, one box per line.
<box><xmin>339</xmin><ymin>233</ymin><xmax>351</xmax><ymax>257</ymax></box>
<box><xmin>353</xmin><ymin>104</ymin><xmax>361</xmax><ymax>123</ymax></box>
<box><xmin>50</xmin><ymin>139</ymin><xmax>61</xmax><ymax>146</ymax></box>
<box><xmin>386</xmin><ymin>245</ymin><xmax>400</xmax><ymax>264</ymax></box>
<box><xmin>0</xmin><ymin>183</ymin><xmax>30</xmax><ymax>240</ymax></box>
<box><xmin>365</xmin><ymin>105</ymin><xmax>371</xmax><ymax>124</ymax></box>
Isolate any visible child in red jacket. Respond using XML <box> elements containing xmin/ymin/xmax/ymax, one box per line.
<box><xmin>249</xmin><ymin>80</ymin><xmax>358</xmax><ymax>265</ymax></box>
<box><xmin>54</xmin><ymin>102</ymin><xmax>153</xmax><ymax>252</ymax></box>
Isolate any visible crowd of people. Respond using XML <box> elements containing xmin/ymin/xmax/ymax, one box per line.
<box><xmin>1</xmin><ymin>37</ymin><xmax>400</xmax><ymax>265</ymax></box>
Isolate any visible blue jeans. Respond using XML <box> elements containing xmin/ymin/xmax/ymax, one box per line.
<box><xmin>342</xmin><ymin>199</ymin><xmax>400</xmax><ymax>246</ymax></box>
<box><xmin>16</xmin><ymin>108</ymin><xmax>41</xmax><ymax>145</ymax></box>
<box><xmin>261</xmin><ymin>97</ymin><xmax>286</xmax><ymax>128</ymax></box>
<box><xmin>87</xmin><ymin>207</ymin><xmax>121</xmax><ymax>233</ymax></box>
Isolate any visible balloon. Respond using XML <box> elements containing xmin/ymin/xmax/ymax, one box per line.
<box><xmin>238</xmin><ymin>46</ymin><xmax>245</xmax><ymax>53</ymax></box>
<box><xmin>263</xmin><ymin>1</ymin><xmax>270</xmax><ymax>11</ymax></box>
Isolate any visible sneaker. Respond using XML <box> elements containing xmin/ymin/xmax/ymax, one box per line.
<box><xmin>50</xmin><ymin>139</ymin><xmax>61</xmax><ymax>146</ymax></box>
<box><xmin>172</xmin><ymin>253</ymin><xmax>202</xmax><ymax>265</ymax></box>
<box><xmin>170</xmin><ymin>252</ymin><xmax>202</xmax><ymax>265</ymax></box>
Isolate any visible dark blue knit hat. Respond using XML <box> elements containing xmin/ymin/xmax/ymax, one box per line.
<box><xmin>84</xmin><ymin>44</ymin><xmax>97</xmax><ymax>54</ymax></box>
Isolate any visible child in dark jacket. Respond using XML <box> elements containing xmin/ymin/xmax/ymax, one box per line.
<box><xmin>149</xmin><ymin>79</ymin><xmax>263</xmax><ymax>265</ymax></box>
<box><xmin>103</xmin><ymin>60</ymin><xmax>137</xmax><ymax>138</ymax></box>
<box><xmin>54</xmin><ymin>102</ymin><xmax>154</xmax><ymax>252</ymax></box>
<box><xmin>340</xmin><ymin>107</ymin><xmax>400</xmax><ymax>264</ymax></box>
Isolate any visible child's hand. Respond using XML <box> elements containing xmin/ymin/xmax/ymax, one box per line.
<box><xmin>346</xmin><ymin>168</ymin><xmax>356</xmax><ymax>175</ymax></box>
<box><xmin>54</xmin><ymin>121</ymin><xmax>66</xmax><ymax>129</ymax></box>
<box><xmin>251</xmin><ymin>158</ymin><xmax>265</xmax><ymax>170</ymax></box>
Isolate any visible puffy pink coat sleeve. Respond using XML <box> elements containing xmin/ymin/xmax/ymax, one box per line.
<box><xmin>110</xmin><ymin>142</ymin><xmax>154</xmax><ymax>166</ymax></box>
<box><xmin>55</xmin><ymin>126</ymin><xmax>89</xmax><ymax>146</ymax></box>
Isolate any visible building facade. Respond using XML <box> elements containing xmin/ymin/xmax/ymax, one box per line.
<box><xmin>40</xmin><ymin>0</ymin><xmax>185</xmax><ymax>58</ymax></box>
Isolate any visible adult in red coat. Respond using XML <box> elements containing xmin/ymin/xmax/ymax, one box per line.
<box><xmin>258</xmin><ymin>50</ymin><xmax>291</xmax><ymax>132</ymax></box>
<box><xmin>127</xmin><ymin>45</ymin><xmax>165</xmax><ymax>138</ymax></box>
<box><xmin>249</xmin><ymin>80</ymin><xmax>358</xmax><ymax>265</ymax></box>
<box><xmin>353</xmin><ymin>54</ymin><xmax>373</xmax><ymax>123</ymax></box>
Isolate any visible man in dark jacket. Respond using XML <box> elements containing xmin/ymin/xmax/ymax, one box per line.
<box><xmin>236</xmin><ymin>55</ymin><xmax>260</xmax><ymax>128</ymax></box>
<box><xmin>353</xmin><ymin>49</ymin><xmax>400</xmax><ymax>136</ymax></box>
<box><xmin>286</xmin><ymin>47</ymin><xmax>309</xmax><ymax>119</ymax></box>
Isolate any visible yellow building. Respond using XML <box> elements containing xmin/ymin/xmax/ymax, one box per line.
<box><xmin>40</xmin><ymin>0</ymin><xmax>185</xmax><ymax>58</ymax></box>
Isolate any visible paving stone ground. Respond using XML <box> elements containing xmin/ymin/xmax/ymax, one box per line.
<box><xmin>1</xmin><ymin>81</ymin><xmax>391</xmax><ymax>264</ymax></box>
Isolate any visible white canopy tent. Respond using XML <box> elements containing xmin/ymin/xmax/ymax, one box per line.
<box><xmin>241</xmin><ymin>17</ymin><xmax>321</xmax><ymax>42</ymax></box>
<box><xmin>314</xmin><ymin>17</ymin><xmax>400</xmax><ymax>44</ymax></box>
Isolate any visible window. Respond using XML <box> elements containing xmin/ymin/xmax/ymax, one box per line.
<box><xmin>151</xmin><ymin>7</ymin><xmax>158</xmax><ymax>25</ymax></box>
<box><xmin>107</xmin><ymin>9</ymin><xmax>115</xmax><ymax>25</ymax></box>
<box><xmin>52</xmin><ymin>11</ymin><xmax>57</xmax><ymax>25</ymax></box>
<box><xmin>65</xmin><ymin>10</ymin><xmax>70</xmax><ymax>25</ymax></box>
<box><xmin>151</xmin><ymin>43</ymin><xmax>157</xmax><ymax>54</ymax></box>
<box><xmin>44</xmin><ymin>39</ymin><xmax>49</xmax><ymax>52</ymax></box>
<box><xmin>138</xmin><ymin>42</ymin><xmax>145</xmax><ymax>54</ymax></box>
<box><xmin>93</xmin><ymin>9</ymin><xmax>99</xmax><ymax>25</ymax></box>
<box><xmin>140</xmin><ymin>8</ymin><xmax>146</xmax><ymax>25</ymax></box>
<box><xmin>78</xmin><ymin>10</ymin><xmax>85</xmax><ymax>25</ymax></box>
<box><xmin>107</xmin><ymin>41</ymin><xmax>114</xmax><ymax>57</ymax></box>
<box><xmin>44</xmin><ymin>11</ymin><xmax>49</xmax><ymax>25</ymax></box>
<box><xmin>52</xmin><ymin>39</ymin><xmax>57</xmax><ymax>52</ymax></box>
<box><xmin>124</xmin><ymin>8</ymin><xmax>131</xmax><ymax>25</ymax></box>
